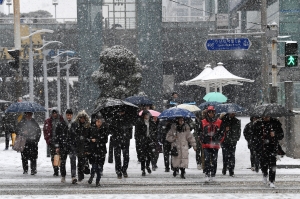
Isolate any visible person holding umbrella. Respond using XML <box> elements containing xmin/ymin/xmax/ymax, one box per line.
<box><xmin>166</xmin><ymin>117</ymin><xmax>197</xmax><ymax>179</ymax></box>
<box><xmin>197</xmin><ymin>106</ymin><xmax>225</xmax><ymax>182</ymax></box>
<box><xmin>252</xmin><ymin>116</ymin><xmax>284</xmax><ymax>188</ymax></box>
<box><xmin>16</xmin><ymin>112</ymin><xmax>41</xmax><ymax>175</ymax></box>
<box><xmin>135</xmin><ymin>110</ymin><xmax>157</xmax><ymax>176</ymax></box>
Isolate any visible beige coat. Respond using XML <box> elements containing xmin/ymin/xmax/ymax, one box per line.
<box><xmin>166</xmin><ymin>123</ymin><xmax>196</xmax><ymax>168</ymax></box>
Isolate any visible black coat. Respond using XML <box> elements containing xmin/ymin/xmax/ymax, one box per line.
<box><xmin>243</xmin><ymin>121</ymin><xmax>255</xmax><ymax>149</ymax></box>
<box><xmin>252</xmin><ymin>118</ymin><xmax>284</xmax><ymax>154</ymax></box>
<box><xmin>16</xmin><ymin>118</ymin><xmax>41</xmax><ymax>159</ymax></box>
<box><xmin>109</xmin><ymin>114</ymin><xmax>132</xmax><ymax>147</ymax></box>
<box><xmin>53</xmin><ymin>120</ymin><xmax>77</xmax><ymax>154</ymax></box>
<box><xmin>74</xmin><ymin>122</ymin><xmax>91</xmax><ymax>157</ymax></box>
<box><xmin>88</xmin><ymin>125</ymin><xmax>109</xmax><ymax>164</ymax></box>
<box><xmin>220</xmin><ymin>114</ymin><xmax>241</xmax><ymax>146</ymax></box>
<box><xmin>135</xmin><ymin>118</ymin><xmax>157</xmax><ymax>145</ymax></box>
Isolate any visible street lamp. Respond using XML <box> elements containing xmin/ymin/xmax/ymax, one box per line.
<box><xmin>52</xmin><ymin>0</ymin><xmax>59</xmax><ymax>20</ymax></box>
<box><xmin>21</xmin><ymin>28</ymin><xmax>54</xmax><ymax>102</ymax></box>
<box><xmin>52</xmin><ymin>50</ymin><xmax>76</xmax><ymax>114</ymax></box>
<box><xmin>35</xmin><ymin>39</ymin><xmax>63</xmax><ymax>119</ymax></box>
<box><xmin>6</xmin><ymin>0</ymin><xmax>12</xmax><ymax>15</ymax></box>
<box><xmin>60</xmin><ymin>57</ymin><xmax>81</xmax><ymax>109</ymax></box>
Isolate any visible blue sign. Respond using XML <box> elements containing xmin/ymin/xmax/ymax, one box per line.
<box><xmin>0</xmin><ymin>0</ymin><xmax>4</xmax><ymax>5</ymax></box>
<box><xmin>205</xmin><ymin>38</ymin><xmax>251</xmax><ymax>51</ymax></box>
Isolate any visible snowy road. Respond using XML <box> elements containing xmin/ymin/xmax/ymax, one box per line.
<box><xmin>1</xmin><ymin>117</ymin><xmax>300</xmax><ymax>198</ymax></box>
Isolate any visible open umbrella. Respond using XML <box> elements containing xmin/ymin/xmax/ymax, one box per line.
<box><xmin>5</xmin><ymin>101</ymin><xmax>47</xmax><ymax>113</ymax></box>
<box><xmin>0</xmin><ymin>99</ymin><xmax>11</xmax><ymax>104</ymax></box>
<box><xmin>203</xmin><ymin>92</ymin><xmax>227</xmax><ymax>103</ymax></box>
<box><xmin>177</xmin><ymin>104</ymin><xmax>200</xmax><ymax>112</ymax></box>
<box><xmin>139</xmin><ymin>110</ymin><xmax>160</xmax><ymax>117</ymax></box>
<box><xmin>215</xmin><ymin>103</ymin><xmax>246</xmax><ymax>114</ymax></box>
<box><xmin>250</xmin><ymin>103</ymin><xmax>294</xmax><ymax>117</ymax></box>
<box><xmin>198</xmin><ymin>101</ymin><xmax>221</xmax><ymax>110</ymax></box>
<box><xmin>158</xmin><ymin>107</ymin><xmax>196</xmax><ymax>120</ymax></box>
<box><xmin>124</xmin><ymin>96</ymin><xmax>153</xmax><ymax>106</ymax></box>
<box><xmin>93</xmin><ymin>98</ymin><xmax>139</xmax><ymax>122</ymax></box>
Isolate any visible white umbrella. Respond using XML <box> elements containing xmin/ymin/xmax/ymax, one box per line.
<box><xmin>176</xmin><ymin>104</ymin><xmax>200</xmax><ymax>112</ymax></box>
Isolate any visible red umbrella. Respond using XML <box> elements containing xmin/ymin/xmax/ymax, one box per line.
<box><xmin>139</xmin><ymin>110</ymin><xmax>160</xmax><ymax>117</ymax></box>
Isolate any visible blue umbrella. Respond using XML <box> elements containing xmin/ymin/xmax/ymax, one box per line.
<box><xmin>215</xmin><ymin>103</ymin><xmax>246</xmax><ymax>114</ymax></box>
<box><xmin>5</xmin><ymin>101</ymin><xmax>47</xmax><ymax>113</ymax></box>
<box><xmin>124</xmin><ymin>96</ymin><xmax>153</xmax><ymax>106</ymax></box>
<box><xmin>198</xmin><ymin>101</ymin><xmax>221</xmax><ymax>110</ymax></box>
<box><xmin>158</xmin><ymin>108</ymin><xmax>196</xmax><ymax>120</ymax></box>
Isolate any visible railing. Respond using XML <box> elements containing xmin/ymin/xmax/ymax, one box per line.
<box><xmin>162</xmin><ymin>16</ymin><xmax>210</xmax><ymax>22</ymax></box>
<box><xmin>0</xmin><ymin>17</ymin><xmax>77</xmax><ymax>24</ymax></box>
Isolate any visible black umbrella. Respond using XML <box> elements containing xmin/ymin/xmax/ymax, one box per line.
<box><xmin>92</xmin><ymin>98</ymin><xmax>139</xmax><ymax>124</ymax></box>
<box><xmin>124</xmin><ymin>96</ymin><xmax>153</xmax><ymax>106</ymax></box>
<box><xmin>250</xmin><ymin>103</ymin><xmax>294</xmax><ymax>117</ymax></box>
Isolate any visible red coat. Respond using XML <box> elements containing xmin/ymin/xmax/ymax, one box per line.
<box><xmin>199</xmin><ymin>118</ymin><xmax>224</xmax><ymax>149</ymax></box>
<box><xmin>43</xmin><ymin>115</ymin><xmax>64</xmax><ymax>145</ymax></box>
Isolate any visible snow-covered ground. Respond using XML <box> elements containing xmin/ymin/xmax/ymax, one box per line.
<box><xmin>0</xmin><ymin>116</ymin><xmax>300</xmax><ymax>198</ymax></box>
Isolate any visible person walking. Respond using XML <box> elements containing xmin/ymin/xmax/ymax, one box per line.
<box><xmin>87</xmin><ymin>114</ymin><xmax>109</xmax><ymax>187</ymax></box>
<box><xmin>243</xmin><ymin>116</ymin><xmax>259</xmax><ymax>172</ymax></box>
<box><xmin>135</xmin><ymin>110</ymin><xmax>157</xmax><ymax>176</ymax></box>
<box><xmin>74</xmin><ymin>110</ymin><xmax>91</xmax><ymax>182</ymax></box>
<box><xmin>109</xmin><ymin>109</ymin><xmax>133</xmax><ymax>179</ymax></box>
<box><xmin>252</xmin><ymin>116</ymin><xmax>284</xmax><ymax>188</ymax></box>
<box><xmin>198</xmin><ymin>106</ymin><xmax>225</xmax><ymax>182</ymax></box>
<box><xmin>43</xmin><ymin>108</ymin><xmax>64</xmax><ymax>176</ymax></box>
<box><xmin>220</xmin><ymin>112</ymin><xmax>241</xmax><ymax>177</ymax></box>
<box><xmin>166</xmin><ymin>92</ymin><xmax>180</xmax><ymax>109</ymax></box>
<box><xmin>151</xmin><ymin>115</ymin><xmax>161</xmax><ymax>171</ymax></box>
<box><xmin>54</xmin><ymin>109</ymin><xmax>78</xmax><ymax>184</ymax></box>
<box><xmin>166</xmin><ymin>117</ymin><xmax>197</xmax><ymax>179</ymax></box>
<box><xmin>2</xmin><ymin>104</ymin><xmax>15</xmax><ymax>150</ymax></box>
<box><xmin>16</xmin><ymin>112</ymin><xmax>41</xmax><ymax>175</ymax></box>
<box><xmin>157</xmin><ymin>120</ymin><xmax>173</xmax><ymax>172</ymax></box>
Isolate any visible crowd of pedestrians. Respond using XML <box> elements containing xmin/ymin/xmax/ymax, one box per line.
<box><xmin>1</xmin><ymin>92</ymin><xmax>285</xmax><ymax>188</ymax></box>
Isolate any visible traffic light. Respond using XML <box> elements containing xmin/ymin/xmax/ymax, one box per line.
<box><xmin>285</xmin><ymin>42</ymin><xmax>298</xmax><ymax>67</ymax></box>
<box><xmin>7</xmin><ymin>49</ymin><xmax>20</xmax><ymax>70</ymax></box>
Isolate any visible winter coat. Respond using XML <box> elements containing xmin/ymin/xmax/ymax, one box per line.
<box><xmin>157</xmin><ymin>121</ymin><xmax>172</xmax><ymax>144</ymax></box>
<box><xmin>198</xmin><ymin>117</ymin><xmax>225</xmax><ymax>149</ymax></box>
<box><xmin>252</xmin><ymin>117</ymin><xmax>284</xmax><ymax>155</ymax></box>
<box><xmin>1</xmin><ymin>112</ymin><xmax>15</xmax><ymax>133</ymax></box>
<box><xmin>88</xmin><ymin>125</ymin><xmax>109</xmax><ymax>164</ymax></box>
<box><xmin>243</xmin><ymin>121</ymin><xmax>255</xmax><ymax>149</ymax></box>
<box><xmin>16</xmin><ymin>118</ymin><xmax>41</xmax><ymax>159</ymax></box>
<box><xmin>220</xmin><ymin>114</ymin><xmax>241</xmax><ymax>146</ymax></box>
<box><xmin>74</xmin><ymin>110</ymin><xmax>91</xmax><ymax>157</ymax></box>
<box><xmin>53</xmin><ymin>119</ymin><xmax>77</xmax><ymax>154</ymax></box>
<box><xmin>109</xmin><ymin>113</ymin><xmax>133</xmax><ymax>148</ymax></box>
<box><xmin>135</xmin><ymin>118</ymin><xmax>157</xmax><ymax>145</ymax></box>
<box><xmin>166</xmin><ymin>123</ymin><xmax>196</xmax><ymax>168</ymax></box>
<box><xmin>43</xmin><ymin>115</ymin><xmax>64</xmax><ymax>145</ymax></box>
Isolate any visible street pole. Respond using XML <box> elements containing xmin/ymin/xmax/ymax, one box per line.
<box><xmin>270</xmin><ymin>22</ymin><xmax>278</xmax><ymax>103</ymax></box>
<box><xmin>42</xmin><ymin>39</ymin><xmax>51</xmax><ymax>119</ymax></box>
<box><xmin>13</xmin><ymin>0</ymin><xmax>22</xmax><ymax>100</ymax></box>
<box><xmin>261</xmin><ymin>0</ymin><xmax>269</xmax><ymax>104</ymax></box>
<box><xmin>57</xmin><ymin>49</ymin><xmax>61</xmax><ymax>114</ymax></box>
<box><xmin>29</xmin><ymin>27</ymin><xmax>34</xmax><ymax>102</ymax></box>
<box><xmin>66</xmin><ymin>55</ymin><xmax>70</xmax><ymax>109</ymax></box>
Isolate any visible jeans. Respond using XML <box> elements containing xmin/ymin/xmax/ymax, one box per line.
<box><xmin>203</xmin><ymin>148</ymin><xmax>219</xmax><ymax>177</ymax></box>
<box><xmin>91</xmin><ymin>163</ymin><xmax>103</xmax><ymax>182</ymax></box>
<box><xmin>60</xmin><ymin>150</ymin><xmax>77</xmax><ymax>178</ymax></box>
<box><xmin>221</xmin><ymin>144</ymin><xmax>237</xmax><ymax>173</ymax></box>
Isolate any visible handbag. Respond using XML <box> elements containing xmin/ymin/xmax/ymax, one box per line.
<box><xmin>170</xmin><ymin>146</ymin><xmax>178</xmax><ymax>156</ymax></box>
<box><xmin>53</xmin><ymin>154</ymin><xmax>61</xmax><ymax>167</ymax></box>
<box><xmin>12</xmin><ymin>135</ymin><xmax>26</xmax><ymax>152</ymax></box>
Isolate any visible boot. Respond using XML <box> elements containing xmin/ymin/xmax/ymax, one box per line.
<box><xmin>96</xmin><ymin>180</ymin><xmax>100</xmax><ymax>187</ymax></box>
<box><xmin>173</xmin><ymin>170</ymin><xmax>177</xmax><ymax>177</ymax></box>
<box><xmin>72</xmin><ymin>177</ymin><xmax>77</xmax><ymax>184</ymax></box>
<box><xmin>61</xmin><ymin>177</ymin><xmax>66</xmax><ymax>183</ymax></box>
<box><xmin>146</xmin><ymin>167</ymin><xmax>152</xmax><ymax>174</ymax></box>
<box><xmin>180</xmin><ymin>168</ymin><xmax>185</xmax><ymax>179</ymax></box>
<box><xmin>142</xmin><ymin>170</ymin><xmax>146</xmax><ymax>176</ymax></box>
<box><xmin>88</xmin><ymin>175</ymin><xmax>94</xmax><ymax>184</ymax></box>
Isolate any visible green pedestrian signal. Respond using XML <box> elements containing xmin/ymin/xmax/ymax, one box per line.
<box><xmin>285</xmin><ymin>42</ymin><xmax>298</xmax><ymax>67</ymax></box>
<box><xmin>285</xmin><ymin>55</ymin><xmax>298</xmax><ymax>67</ymax></box>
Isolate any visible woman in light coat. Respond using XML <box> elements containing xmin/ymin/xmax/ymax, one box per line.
<box><xmin>166</xmin><ymin>117</ymin><xmax>197</xmax><ymax>179</ymax></box>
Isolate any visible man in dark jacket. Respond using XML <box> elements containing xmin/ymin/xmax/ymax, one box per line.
<box><xmin>220</xmin><ymin>112</ymin><xmax>241</xmax><ymax>177</ymax></box>
<box><xmin>16</xmin><ymin>112</ymin><xmax>41</xmax><ymax>175</ymax></box>
<box><xmin>135</xmin><ymin>110</ymin><xmax>157</xmax><ymax>176</ymax></box>
<box><xmin>74</xmin><ymin>110</ymin><xmax>91</xmax><ymax>182</ymax></box>
<box><xmin>252</xmin><ymin>116</ymin><xmax>284</xmax><ymax>188</ymax></box>
<box><xmin>166</xmin><ymin>92</ymin><xmax>180</xmax><ymax>109</ymax></box>
<box><xmin>43</xmin><ymin>108</ymin><xmax>64</xmax><ymax>176</ymax></box>
<box><xmin>2</xmin><ymin>104</ymin><xmax>15</xmax><ymax>150</ymax></box>
<box><xmin>87</xmin><ymin>114</ymin><xmax>109</xmax><ymax>186</ymax></box>
<box><xmin>243</xmin><ymin>116</ymin><xmax>258</xmax><ymax>172</ymax></box>
<box><xmin>109</xmin><ymin>109</ymin><xmax>133</xmax><ymax>179</ymax></box>
<box><xmin>54</xmin><ymin>109</ymin><xmax>77</xmax><ymax>184</ymax></box>
<box><xmin>198</xmin><ymin>106</ymin><xmax>225</xmax><ymax>182</ymax></box>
